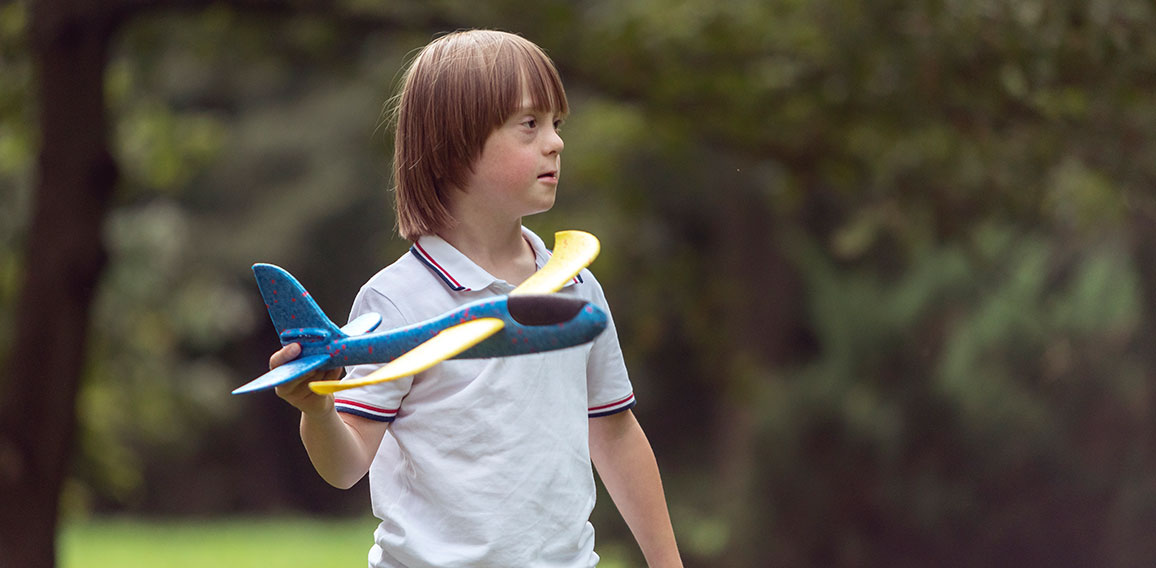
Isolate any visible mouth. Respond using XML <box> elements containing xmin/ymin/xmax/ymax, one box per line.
<box><xmin>537</xmin><ymin>171</ymin><xmax>559</xmax><ymax>182</ymax></box>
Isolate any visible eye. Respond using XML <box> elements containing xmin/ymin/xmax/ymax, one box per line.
<box><xmin>553</xmin><ymin>119</ymin><xmax>564</xmax><ymax>133</ymax></box>
<box><xmin>522</xmin><ymin>118</ymin><xmax>537</xmax><ymax>129</ymax></box>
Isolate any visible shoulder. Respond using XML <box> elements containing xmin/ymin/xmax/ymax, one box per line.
<box><xmin>569</xmin><ymin>267</ymin><xmax>610</xmax><ymax>306</ymax></box>
<box><xmin>351</xmin><ymin>247</ymin><xmax>441</xmax><ymax>321</ymax></box>
<box><xmin>359</xmin><ymin>250</ymin><xmax>430</xmax><ymax>297</ymax></box>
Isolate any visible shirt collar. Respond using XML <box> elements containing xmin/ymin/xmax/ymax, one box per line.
<box><xmin>410</xmin><ymin>227</ymin><xmax>581</xmax><ymax>293</ymax></box>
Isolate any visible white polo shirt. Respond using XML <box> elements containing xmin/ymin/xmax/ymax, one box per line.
<box><xmin>336</xmin><ymin>227</ymin><xmax>635</xmax><ymax>568</ymax></box>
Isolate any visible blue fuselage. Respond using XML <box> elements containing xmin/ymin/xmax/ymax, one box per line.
<box><xmin>282</xmin><ymin>295</ymin><xmax>607</xmax><ymax>370</ymax></box>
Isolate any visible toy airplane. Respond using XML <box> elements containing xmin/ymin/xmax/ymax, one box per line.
<box><xmin>231</xmin><ymin>231</ymin><xmax>603</xmax><ymax>395</ymax></box>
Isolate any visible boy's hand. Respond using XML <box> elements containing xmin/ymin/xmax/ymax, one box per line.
<box><xmin>270</xmin><ymin>343</ymin><xmax>342</xmax><ymax>416</ymax></box>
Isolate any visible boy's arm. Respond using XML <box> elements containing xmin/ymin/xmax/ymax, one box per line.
<box><xmin>272</xmin><ymin>343</ymin><xmax>388</xmax><ymax>489</ymax></box>
<box><xmin>589</xmin><ymin>409</ymin><xmax>683</xmax><ymax>568</ymax></box>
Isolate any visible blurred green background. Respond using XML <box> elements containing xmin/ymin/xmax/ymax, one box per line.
<box><xmin>4</xmin><ymin>1</ymin><xmax>1156</xmax><ymax>567</ymax></box>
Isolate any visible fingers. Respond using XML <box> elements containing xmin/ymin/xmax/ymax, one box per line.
<box><xmin>275</xmin><ymin>372</ymin><xmax>337</xmax><ymax>416</ymax></box>
<box><xmin>274</xmin><ymin>374</ymin><xmax>313</xmax><ymax>400</ymax></box>
<box><xmin>269</xmin><ymin>343</ymin><xmax>302</xmax><ymax>370</ymax></box>
<box><xmin>267</xmin><ymin>343</ymin><xmax>342</xmax><ymax>415</ymax></box>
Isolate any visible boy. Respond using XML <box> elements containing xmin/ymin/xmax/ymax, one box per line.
<box><xmin>271</xmin><ymin>30</ymin><xmax>682</xmax><ymax>567</ymax></box>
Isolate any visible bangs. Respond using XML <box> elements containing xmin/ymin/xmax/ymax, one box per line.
<box><xmin>511</xmin><ymin>42</ymin><xmax>570</xmax><ymax>118</ymax></box>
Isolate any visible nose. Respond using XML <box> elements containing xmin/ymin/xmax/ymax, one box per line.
<box><xmin>545</xmin><ymin>127</ymin><xmax>564</xmax><ymax>155</ymax></box>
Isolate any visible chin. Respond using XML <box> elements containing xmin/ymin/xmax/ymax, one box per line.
<box><xmin>528</xmin><ymin>192</ymin><xmax>557</xmax><ymax>214</ymax></box>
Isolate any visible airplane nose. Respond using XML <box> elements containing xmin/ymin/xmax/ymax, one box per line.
<box><xmin>506</xmin><ymin>295</ymin><xmax>587</xmax><ymax>326</ymax></box>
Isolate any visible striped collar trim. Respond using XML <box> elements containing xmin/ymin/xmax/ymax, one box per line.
<box><xmin>411</xmin><ymin>227</ymin><xmax>583</xmax><ymax>293</ymax></box>
<box><xmin>410</xmin><ymin>236</ymin><xmax>480</xmax><ymax>291</ymax></box>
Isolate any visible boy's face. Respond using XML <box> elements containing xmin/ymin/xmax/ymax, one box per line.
<box><xmin>462</xmin><ymin>93</ymin><xmax>565</xmax><ymax>220</ymax></box>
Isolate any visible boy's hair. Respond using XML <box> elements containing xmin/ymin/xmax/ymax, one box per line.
<box><xmin>391</xmin><ymin>30</ymin><xmax>570</xmax><ymax>240</ymax></box>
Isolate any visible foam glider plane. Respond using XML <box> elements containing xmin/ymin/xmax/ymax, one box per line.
<box><xmin>231</xmin><ymin>231</ymin><xmax>603</xmax><ymax>396</ymax></box>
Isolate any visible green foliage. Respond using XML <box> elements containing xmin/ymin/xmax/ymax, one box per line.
<box><xmin>0</xmin><ymin>1</ymin><xmax>31</xmax><ymax>358</ymax></box>
<box><xmin>77</xmin><ymin>202</ymin><xmax>255</xmax><ymax>505</ymax></box>
<box><xmin>541</xmin><ymin>1</ymin><xmax>1156</xmax><ymax>565</ymax></box>
<box><xmin>713</xmin><ymin>226</ymin><xmax>1148</xmax><ymax>566</ymax></box>
<box><xmin>7</xmin><ymin>0</ymin><xmax>1156</xmax><ymax>566</ymax></box>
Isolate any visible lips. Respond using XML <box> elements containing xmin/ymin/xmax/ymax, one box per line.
<box><xmin>537</xmin><ymin>171</ymin><xmax>558</xmax><ymax>182</ymax></box>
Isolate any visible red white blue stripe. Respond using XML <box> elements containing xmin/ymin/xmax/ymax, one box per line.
<box><xmin>588</xmin><ymin>393</ymin><xmax>635</xmax><ymax>417</ymax></box>
<box><xmin>411</xmin><ymin>242</ymin><xmax>470</xmax><ymax>291</ymax></box>
<box><xmin>336</xmin><ymin>399</ymin><xmax>398</xmax><ymax>422</ymax></box>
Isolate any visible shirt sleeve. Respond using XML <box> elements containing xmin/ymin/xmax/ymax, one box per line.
<box><xmin>581</xmin><ymin>272</ymin><xmax>636</xmax><ymax>418</ymax></box>
<box><xmin>334</xmin><ymin>285</ymin><xmax>412</xmax><ymax>422</ymax></box>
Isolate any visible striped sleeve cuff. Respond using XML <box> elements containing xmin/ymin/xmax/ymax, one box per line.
<box><xmin>335</xmin><ymin>399</ymin><xmax>398</xmax><ymax>422</ymax></box>
<box><xmin>588</xmin><ymin>393</ymin><xmax>636</xmax><ymax>418</ymax></box>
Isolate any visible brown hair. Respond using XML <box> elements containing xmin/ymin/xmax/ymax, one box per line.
<box><xmin>390</xmin><ymin>30</ymin><xmax>569</xmax><ymax>240</ymax></box>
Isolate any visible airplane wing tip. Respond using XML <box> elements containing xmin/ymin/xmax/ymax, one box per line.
<box><xmin>231</xmin><ymin>384</ymin><xmax>260</xmax><ymax>395</ymax></box>
<box><xmin>231</xmin><ymin>377</ymin><xmax>275</xmax><ymax>395</ymax></box>
<box><xmin>231</xmin><ymin>354</ymin><xmax>331</xmax><ymax>395</ymax></box>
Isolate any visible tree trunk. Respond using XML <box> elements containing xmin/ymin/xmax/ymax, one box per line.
<box><xmin>0</xmin><ymin>3</ymin><xmax>419</xmax><ymax>564</ymax></box>
<box><xmin>0</xmin><ymin>2</ymin><xmax>118</xmax><ymax>566</ymax></box>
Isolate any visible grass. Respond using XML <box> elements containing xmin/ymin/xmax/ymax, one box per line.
<box><xmin>60</xmin><ymin>516</ymin><xmax>379</xmax><ymax>568</ymax></box>
<box><xmin>60</xmin><ymin>516</ymin><xmax>641</xmax><ymax>567</ymax></box>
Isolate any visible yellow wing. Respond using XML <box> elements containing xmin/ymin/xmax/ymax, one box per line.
<box><xmin>308</xmin><ymin>230</ymin><xmax>601</xmax><ymax>395</ymax></box>
<box><xmin>309</xmin><ymin>318</ymin><xmax>504</xmax><ymax>394</ymax></box>
<box><xmin>511</xmin><ymin>230</ymin><xmax>600</xmax><ymax>295</ymax></box>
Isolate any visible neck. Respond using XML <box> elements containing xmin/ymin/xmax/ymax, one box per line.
<box><xmin>438</xmin><ymin>218</ymin><xmax>523</xmax><ymax>259</ymax></box>
<box><xmin>437</xmin><ymin>218</ymin><xmax>537</xmax><ymax>286</ymax></box>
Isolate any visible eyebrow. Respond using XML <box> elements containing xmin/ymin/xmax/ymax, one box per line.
<box><xmin>510</xmin><ymin>107</ymin><xmax>563</xmax><ymax>121</ymax></box>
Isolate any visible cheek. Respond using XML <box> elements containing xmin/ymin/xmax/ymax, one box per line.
<box><xmin>478</xmin><ymin>147</ymin><xmax>537</xmax><ymax>189</ymax></box>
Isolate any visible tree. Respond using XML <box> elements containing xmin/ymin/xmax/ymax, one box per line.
<box><xmin>0</xmin><ymin>2</ymin><xmax>429</xmax><ymax>565</ymax></box>
<box><xmin>0</xmin><ymin>2</ymin><xmax>120</xmax><ymax>565</ymax></box>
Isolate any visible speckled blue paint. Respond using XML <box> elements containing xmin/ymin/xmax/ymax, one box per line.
<box><xmin>232</xmin><ymin>264</ymin><xmax>607</xmax><ymax>394</ymax></box>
